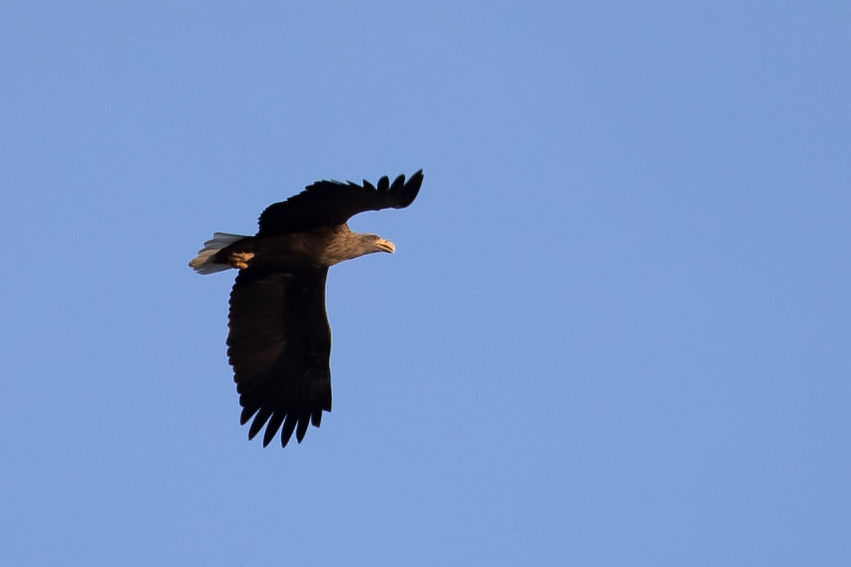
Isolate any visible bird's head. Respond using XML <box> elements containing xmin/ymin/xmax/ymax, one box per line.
<box><xmin>364</xmin><ymin>233</ymin><xmax>395</xmax><ymax>254</ymax></box>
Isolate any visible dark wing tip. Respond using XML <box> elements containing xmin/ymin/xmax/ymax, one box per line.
<box><xmin>262</xmin><ymin>411</ymin><xmax>286</xmax><ymax>447</ymax></box>
<box><xmin>295</xmin><ymin>414</ymin><xmax>310</xmax><ymax>443</ymax></box>
<box><xmin>247</xmin><ymin>406</ymin><xmax>272</xmax><ymax>440</ymax></box>
<box><xmin>280</xmin><ymin>414</ymin><xmax>299</xmax><ymax>448</ymax></box>
<box><xmin>377</xmin><ymin>175</ymin><xmax>390</xmax><ymax>192</ymax></box>
<box><xmin>388</xmin><ymin>169</ymin><xmax>423</xmax><ymax>209</ymax></box>
<box><xmin>240</xmin><ymin>405</ymin><xmax>256</xmax><ymax>426</ymax></box>
<box><xmin>249</xmin><ymin>409</ymin><xmax>320</xmax><ymax>448</ymax></box>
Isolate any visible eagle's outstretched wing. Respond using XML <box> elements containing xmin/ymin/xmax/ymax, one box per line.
<box><xmin>257</xmin><ymin>170</ymin><xmax>423</xmax><ymax>236</ymax></box>
<box><xmin>227</xmin><ymin>266</ymin><xmax>332</xmax><ymax>447</ymax></box>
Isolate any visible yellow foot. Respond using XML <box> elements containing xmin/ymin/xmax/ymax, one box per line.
<box><xmin>229</xmin><ymin>252</ymin><xmax>255</xmax><ymax>269</ymax></box>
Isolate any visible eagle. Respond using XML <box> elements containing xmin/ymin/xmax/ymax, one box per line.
<box><xmin>190</xmin><ymin>170</ymin><xmax>423</xmax><ymax>447</ymax></box>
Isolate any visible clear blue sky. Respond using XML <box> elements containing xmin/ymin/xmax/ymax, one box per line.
<box><xmin>2</xmin><ymin>2</ymin><xmax>849</xmax><ymax>565</ymax></box>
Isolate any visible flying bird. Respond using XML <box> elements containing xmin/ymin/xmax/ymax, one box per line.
<box><xmin>190</xmin><ymin>170</ymin><xmax>424</xmax><ymax>447</ymax></box>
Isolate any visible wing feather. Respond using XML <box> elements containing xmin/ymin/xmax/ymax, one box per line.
<box><xmin>227</xmin><ymin>267</ymin><xmax>332</xmax><ymax>447</ymax></box>
<box><xmin>257</xmin><ymin>170</ymin><xmax>424</xmax><ymax>236</ymax></box>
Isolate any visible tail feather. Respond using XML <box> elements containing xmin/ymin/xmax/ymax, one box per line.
<box><xmin>189</xmin><ymin>232</ymin><xmax>247</xmax><ymax>274</ymax></box>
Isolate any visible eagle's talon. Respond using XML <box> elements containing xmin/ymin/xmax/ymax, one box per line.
<box><xmin>229</xmin><ymin>252</ymin><xmax>254</xmax><ymax>269</ymax></box>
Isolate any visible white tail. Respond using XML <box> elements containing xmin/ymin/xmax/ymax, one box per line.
<box><xmin>189</xmin><ymin>232</ymin><xmax>248</xmax><ymax>274</ymax></box>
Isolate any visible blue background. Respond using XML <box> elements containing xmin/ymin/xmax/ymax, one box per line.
<box><xmin>2</xmin><ymin>2</ymin><xmax>849</xmax><ymax>565</ymax></box>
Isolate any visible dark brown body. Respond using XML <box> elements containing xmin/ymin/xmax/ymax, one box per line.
<box><xmin>215</xmin><ymin>225</ymin><xmax>390</xmax><ymax>271</ymax></box>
